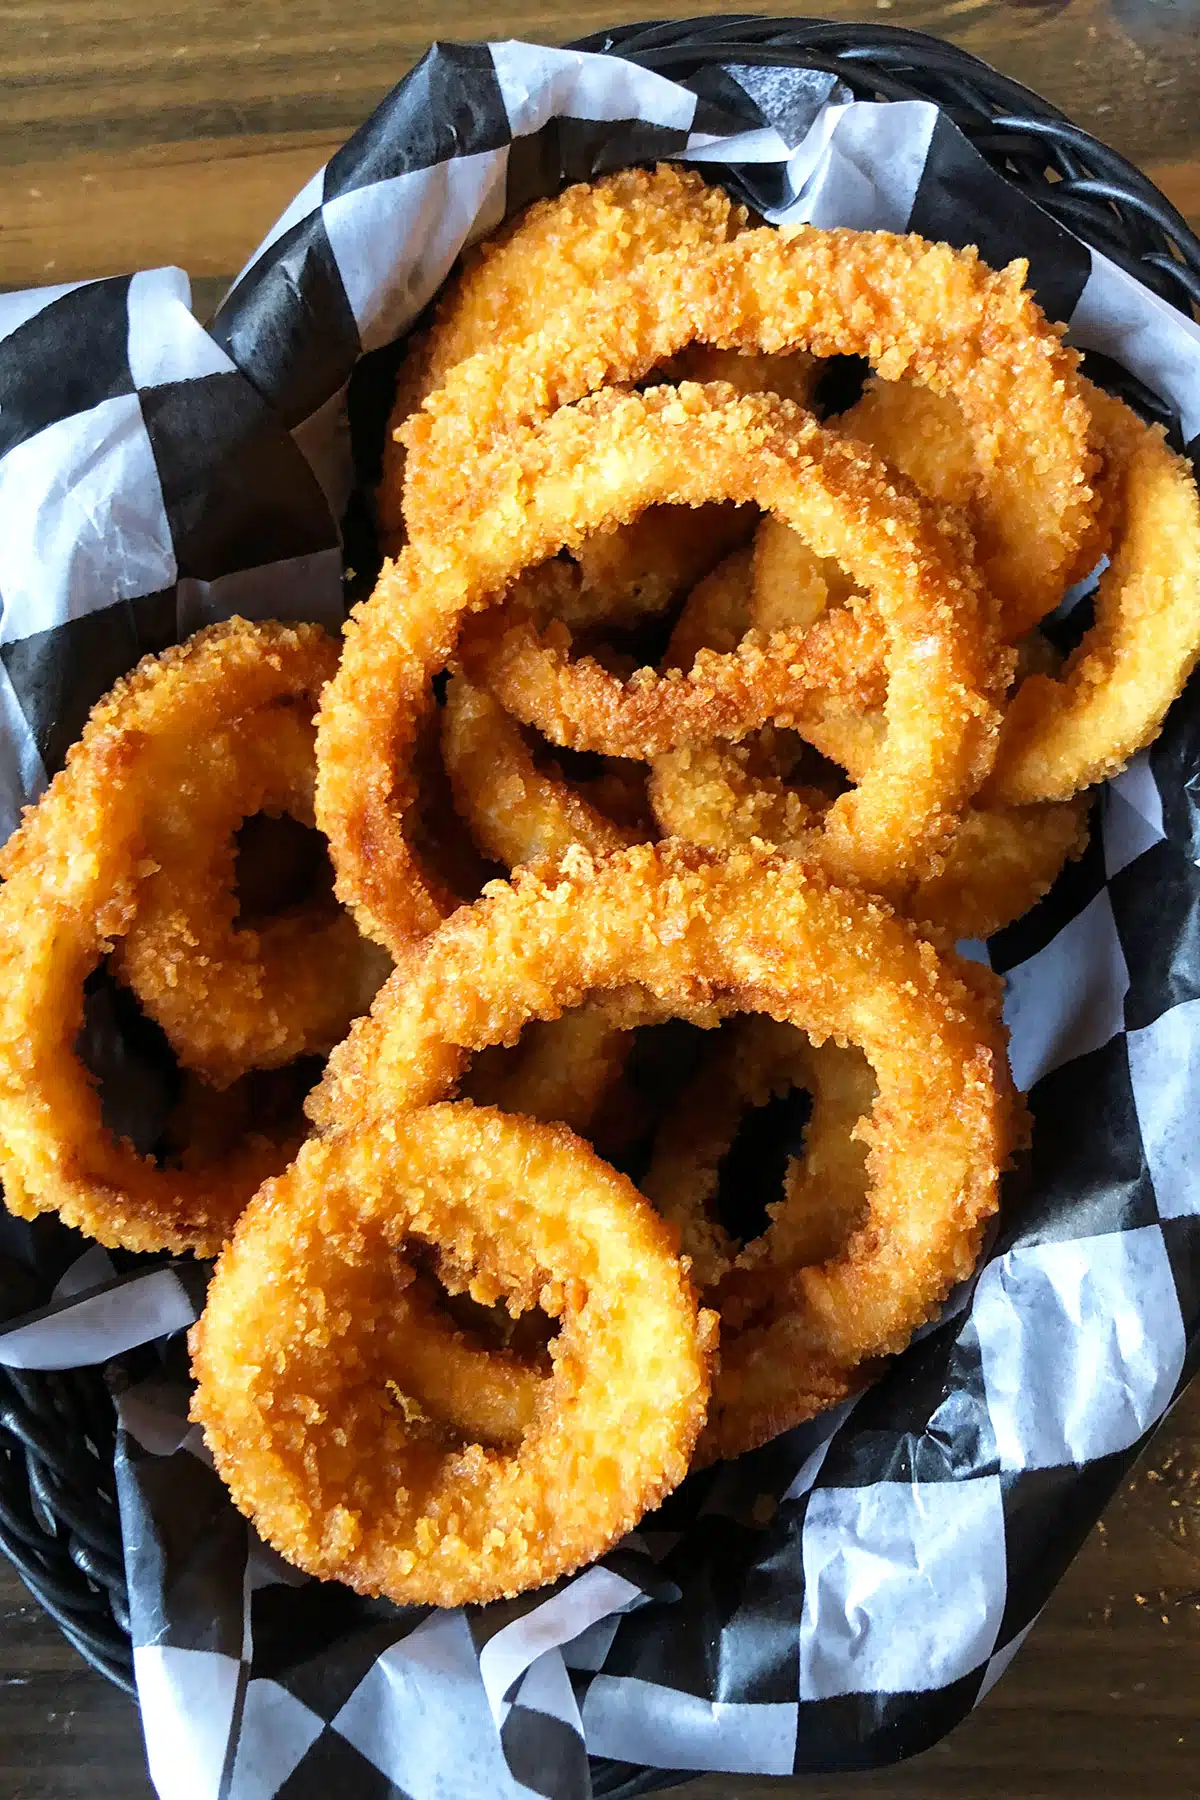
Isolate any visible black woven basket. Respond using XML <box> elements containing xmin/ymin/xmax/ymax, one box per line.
<box><xmin>3</xmin><ymin>10</ymin><xmax>1199</xmax><ymax>1760</ymax></box>
<box><xmin>0</xmin><ymin>1220</ymin><xmax>138</xmax><ymax>1693</ymax></box>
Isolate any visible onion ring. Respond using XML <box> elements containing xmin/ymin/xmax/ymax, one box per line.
<box><xmin>319</xmin><ymin>385</ymin><xmax>1004</xmax><ymax>954</ymax></box>
<box><xmin>657</xmin><ymin>343</ymin><xmax>821</xmax><ymax>410</ymax></box>
<box><xmin>462</xmin><ymin>1005</ymin><xmax>637</xmax><ymax>1139</ymax></box>
<box><xmin>901</xmin><ymin>795</ymin><xmax>1091</xmax><ymax>939</ymax></box>
<box><xmin>751</xmin><ymin>514</ymin><xmax>859</xmax><ymax>638</ymax></box>
<box><xmin>659</xmin><ymin>550</ymin><xmax>870</xmax><ymax>815</ymax></box>
<box><xmin>649</xmin><ymin>735</ymin><xmax>827</xmax><ymax>855</ymax></box>
<box><xmin>745</xmin><ymin>372</ymin><xmax>1199</xmax><ymax>806</ymax></box>
<box><xmin>0</xmin><ymin>620</ymin><xmax>340</xmax><ymax>1255</ymax></box>
<box><xmin>377</xmin><ymin>1264</ymin><xmax>546</xmax><ymax>1450</ymax></box>
<box><xmin>745</xmin><ymin>370</ymin><xmax>1114</xmax><ymax>749</ymax></box>
<box><xmin>440</xmin><ymin>676</ymin><xmax>647</xmax><ymax>1133</ymax></box>
<box><xmin>113</xmin><ymin>701</ymin><xmax>389</xmax><ymax>1089</ymax></box>
<box><xmin>650</xmin><ymin>737</ymin><xmax>1090</xmax><ymax>941</ymax></box>
<box><xmin>307</xmin><ymin>842</ymin><xmax>1016</xmax><ymax>1456</ymax></box>
<box><xmin>457</xmin><ymin>548</ymin><xmax>887</xmax><ymax>759</ymax></box>
<box><xmin>653</xmin><ymin>526</ymin><xmax>1091</xmax><ymax>939</ymax></box>
<box><xmin>562</xmin><ymin>339</ymin><xmax>827</xmax><ymax>633</ymax></box>
<box><xmin>407</xmin><ymin>711</ymin><xmax>502</xmax><ymax>905</ymax></box>
<box><xmin>738</xmin><ymin>1032</ymin><xmax>876</xmax><ymax>1287</ymax></box>
<box><xmin>744</xmin><ymin>519</ymin><xmax>885</xmax><ymax>780</ymax></box>
<box><xmin>441</xmin><ymin>674</ymin><xmax>643</xmax><ymax>870</ymax></box>
<box><xmin>664</xmin><ymin>544</ymin><xmax>757</xmax><ymax>670</ymax></box>
<box><xmin>745</xmin><ymin>370</ymin><xmax>1112</xmax><ymax>724</ymax></box>
<box><xmin>988</xmin><ymin>382</ymin><xmax>1200</xmax><ymax>802</ymax></box>
<box><xmin>561</xmin><ymin>341</ymin><xmax>820</xmax><ymax>633</ymax></box>
<box><xmin>190</xmin><ymin>1100</ymin><xmax>716</xmax><ymax>1606</ymax></box>
<box><xmin>403</xmin><ymin>224</ymin><xmax>1100</xmax><ymax>628</ymax></box>
<box><xmin>378</xmin><ymin>163</ymin><xmax>749</xmax><ymax>554</ymax></box>
<box><xmin>838</xmin><ymin>374</ymin><xmax>1119</xmax><ymax>604</ymax></box>
<box><xmin>318</xmin><ymin>388</ymin><xmax>1007</xmax><ymax>957</ymax></box>
<box><xmin>747</xmin><ymin>522</ymin><xmax>890</xmax><ymax>782</ymax></box>
<box><xmin>563</xmin><ymin>499</ymin><xmax>756</xmax><ymax>632</ymax></box>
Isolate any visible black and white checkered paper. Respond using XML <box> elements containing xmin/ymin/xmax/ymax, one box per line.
<box><xmin>3</xmin><ymin>36</ymin><xmax>1200</xmax><ymax>1800</ymax></box>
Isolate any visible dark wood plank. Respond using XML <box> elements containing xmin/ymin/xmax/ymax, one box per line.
<box><xmin>0</xmin><ymin>1564</ymin><xmax>152</xmax><ymax>1800</ymax></box>
<box><xmin>0</xmin><ymin>0</ymin><xmax>1195</xmax><ymax>169</ymax></box>
<box><xmin>3</xmin><ymin>0</ymin><xmax>1200</xmax><ymax>290</ymax></box>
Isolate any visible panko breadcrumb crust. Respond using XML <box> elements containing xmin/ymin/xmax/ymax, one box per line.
<box><xmin>306</xmin><ymin>840</ymin><xmax>1021</xmax><ymax>1462</ymax></box>
<box><xmin>191</xmin><ymin>1102</ymin><xmax>717</xmax><ymax>1606</ymax></box>
<box><xmin>401</xmin><ymin>221</ymin><xmax>1100</xmax><ymax>629</ymax></box>
<box><xmin>0</xmin><ymin>620</ymin><xmax>343</xmax><ymax>1253</ymax></box>
<box><xmin>318</xmin><ymin>383</ymin><xmax>1007</xmax><ymax>954</ymax></box>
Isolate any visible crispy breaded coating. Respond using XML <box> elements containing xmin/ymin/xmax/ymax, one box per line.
<box><xmin>404</xmin><ymin>224</ymin><xmax>1100</xmax><ymax>630</ymax></box>
<box><xmin>378</xmin><ymin>163</ymin><xmax>750</xmax><ymax>551</ymax></box>
<box><xmin>989</xmin><ymin>382</ymin><xmax>1200</xmax><ymax>801</ymax></box>
<box><xmin>0</xmin><ymin>620</ymin><xmax>341</xmax><ymax>1253</ymax></box>
<box><xmin>303</xmin><ymin>842</ymin><xmax>1017</xmax><ymax>1457</ymax></box>
<box><xmin>318</xmin><ymin>385</ymin><xmax>1005</xmax><ymax>953</ymax></box>
<box><xmin>191</xmin><ymin>1102</ymin><xmax>716</xmax><ymax>1606</ymax></box>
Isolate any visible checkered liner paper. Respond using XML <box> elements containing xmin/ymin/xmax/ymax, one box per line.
<box><xmin>2</xmin><ymin>37</ymin><xmax>1200</xmax><ymax>1800</ymax></box>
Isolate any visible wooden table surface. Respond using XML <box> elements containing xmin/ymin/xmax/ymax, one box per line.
<box><xmin>4</xmin><ymin>1</ymin><xmax>1200</xmax><ymax>1795</ymax></box>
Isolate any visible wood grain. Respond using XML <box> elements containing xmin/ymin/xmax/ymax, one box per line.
<box><xmin>3</xmin><ymin>0</ymin><xmax>1200</xmax><ymax>290</ymax></box>
<box><xmin>4</xmin><ymin>134</ymin><xmax>344</xmax><ymax>292</ymax></box>
<box><xmin>3</xmin><ymin>2</ymin><xmax>1200</xmax><ymax>1794</ymax></box>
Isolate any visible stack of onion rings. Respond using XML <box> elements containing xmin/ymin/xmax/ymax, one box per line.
<box><xmin>400</xmin><ymin>223</ymin><xmax>1100</xmax><ymax>629</ymax></box>
<box><xmin>4</xmin><ymin>165</ymin><xmax>1197</xmax><ymax>1607</ymax></box>
<box><xmin>318</xmin><ymin>382</ymin><xmax>1006</xmax><ymax>956</ymax></box>
<box><xmin>649</xmin><ymin>540</ymin><xmax>1092</xmax><ymax>941</ymax></box>
<box><xmin>380</xmin><ymin>160</ymin><xmax>768</xmax><ymax>611</ymax></box>
<box><xmin>307</xmin><ymin>841</ymin><xmax>1017</xmax><ymax>1464</ymax></box>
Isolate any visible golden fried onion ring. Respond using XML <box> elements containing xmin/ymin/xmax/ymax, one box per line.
<box><xmin>383</xmin><ymin>1265</ymin><xmax>546</xmax><ymax>1449</ymax></box>
<box><xmin>561</xmin><ymin>500</ymin><xmax>756</xmax><ymax>633</ymax></box>
<box><xmin>462</xmin><ymin>1004</ymin><xmax>637</xmax><ymax>1139</ymax></box>
<box><xmin>403</xmin><ymin>225</ymin><xmax>1099</xmax><ymax>629</ymax></box>
<box><xmin>0</xmin><ymin>620</ymin><xmax>339</xmax><ymax>1255</ymax></box>
<box><xmin>190</xmin><ymin>1100</ymin><xmax>716</xmax><ymax>1606</ymax></box>
<box><xmin>650</xmin><ymin>542</ymin><xmax>1088</xmax><ymax>940</ymax></box>
<box><xmin>380</xmin><ymin>165</ymin><xmax>816</xmax><ymax>604</ymax></box>
<box><xmin>440</xmin><ymin>676</ymin><xmax>645</xmax><ymax>1133</ymax></box>
<box><xmin>641</xmin><ymin>1016</ymin><xmax>871</xmax><ymax>1294</ymax></box>
<box><xmin>763</xmin><ymin>374</ymin><xmax>1198</xmax><ymax>806</ymax></box>
<box><xmin>441</xmin><ymin>674</ymin><xmax>642</xmax><ymax>870</ymax></box>
<box><xmin>317</xmin><ymin>384</ymin><xmax>1004</xmax><ymax>953</ymax></box>
<box><xmin>988</xmin><ymin>382</ymin><xmax>1200</xmax><ymax>802</ymax></box>
<box><xmin>740</xmin><ymin>1032</ymin><xmax>877</xmax><ymax>1288</ymax></box>
<box><xmin>743</xmin><ymin>368</ymin><xmax>1109</xmax><ymax>749</ymax></box>
<box><xmin>684</xmin><ymin>1031</ymin><xmax>877</xmax><ymax>1462</ymax></box>
<box><xmin>113</xmin><ymin>701</ymin><xmax>389</xmax><ymax>1089</ymax></box>
<box><xmin>743</xmin><ymin>366</ymin><xmax>1200</xmax><ymax>808</ymax></box>
<box><xmin>455</xmin><ymin>554</ymin><xmax>888</xmax><ymax>759</ymax></box>
<box><xmin>379</xmin><ymin>163</ymin><xmax>750</xmax><ymax>556</ymax></box>
<box><xmin>650</xmin><ymin>738</ymin><xmax>1090</xmax><ymax>942</ymax></box>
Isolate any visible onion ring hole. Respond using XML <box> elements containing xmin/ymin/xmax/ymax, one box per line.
<box><xmin>232</xmin><ymin>813</ymin><xmax>337</xmax><ymax>926</ymax></box>
<box><xmin>77</xmin><ymin>960</ymin><xmax>323</xmax><ymax>1172</ymax></box>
